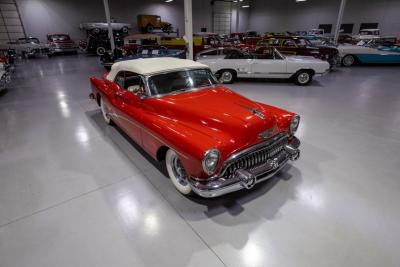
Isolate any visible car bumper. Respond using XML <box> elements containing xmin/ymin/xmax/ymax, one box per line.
<box><xmin>315</xmin><ymin>67</ymin><xmax>331</xmax><ymax>76</ymax></box>
<box><xmin>50</xmin><ymin>47</ymin><xmax>77</xmax><ymax>53</ymax></box>
<box><xmin>188</xmin><ymin>137</ymin><xmax>300</xmax><ymax>198</ymax></box>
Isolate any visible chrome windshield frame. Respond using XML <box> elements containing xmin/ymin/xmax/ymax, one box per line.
<box><xmin>142</xmin><ymin>67</ymin><xmax>219</xmax><ymax>99</ymax></box>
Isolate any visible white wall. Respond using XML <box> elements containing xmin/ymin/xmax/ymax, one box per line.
<box><xmin>16</xmin><ymin>0</ymin><xmax>185</xmax><ymax>42</ymax></box>
<box><xmin>15</xmin><ymin>0</ymin><xmax>251</xmax><ymax>43</ymax></box>
<box><xmin>248</xmin><ymin>0</ymin><xmax>400</xmax><ymax>36</ymax></box>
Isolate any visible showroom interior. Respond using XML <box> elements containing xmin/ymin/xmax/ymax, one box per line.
<box><xmin>0</xmin><ymin>0</ymin><xmax>400</xmax><ymax>266</ymax></box>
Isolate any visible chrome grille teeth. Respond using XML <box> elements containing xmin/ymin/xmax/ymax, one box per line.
<box><xmin>222</xmin><ymin>135</ymin><xmax>288</xmax><ymax>179</ymax></box>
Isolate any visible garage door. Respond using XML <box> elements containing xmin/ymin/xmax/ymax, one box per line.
<box><xmin>0</xmin><ymin>0</ymin><xmax>26</xmax><ymax>42</ymax></box>
<box><xmin>213</xmin><ymin>1</ymin><xmax>232</xmax><ymax>35</ymax></box>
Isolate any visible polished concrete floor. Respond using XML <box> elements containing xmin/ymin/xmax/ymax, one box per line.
<box><xmin>1</xmin><ymin>55</ymin><xmax>400</xmax><ymax>267</ymax></box>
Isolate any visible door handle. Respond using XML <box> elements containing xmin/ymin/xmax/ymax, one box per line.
<box><xmin>115</xmin><ymin>92</ymin><xmax>123</xmax><ymax>98</ymax></box>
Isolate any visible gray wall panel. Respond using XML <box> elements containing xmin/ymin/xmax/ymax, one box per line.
<box><xmin>248</xmin><ymin>0</ymin><xmax>400</xmax><ymax>36</ymax></box>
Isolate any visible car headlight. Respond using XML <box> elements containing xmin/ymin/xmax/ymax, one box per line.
<box><xmin>290</xmin><ymin>114</ymin><xmax>300</xmax><ymax>134</ymax></box>
<box><xmin>202</xmin><ymin>148</ymin><xmax>220</xmax><ymax>175</ymax></box>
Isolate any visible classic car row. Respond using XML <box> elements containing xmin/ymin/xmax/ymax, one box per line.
<box><xmin>90</xmin><ymin>57</ymin><xmax>301</xmax><ymax>197</ymax></box>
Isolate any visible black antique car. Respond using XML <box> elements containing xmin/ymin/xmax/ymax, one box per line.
<box><xmin>80</xmin><ymin>30</ymin><xmax>126</xmax><ymax>56</ymax></box>
<box><xmin>255</xmin><ymin>36</ymin><xmax>340</xmax><ymax>67</ymax></box>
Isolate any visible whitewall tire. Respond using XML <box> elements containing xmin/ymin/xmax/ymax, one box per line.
<box><xmin>342</xmin><ymin>55</ymin><xmax>355</xmax><ymax>67</ymax></box>
<box><xmin>219</xmin><ymin>70</ymin><xmax>235</xmax><ymax>84</ymax></box>
<box><xmin>100</xmin><ymin>97</ymin><xmax>112</xmax><ymax>125</ymax></box>
<box><xmin>165</xmin><ymin>149</ymin><xmax>192</xmax><ymax>195</ymax></box>
<box><xmin>96</xmin><ymin>46</ymin><xmax>106</xmax><ymax>56</ymax></box>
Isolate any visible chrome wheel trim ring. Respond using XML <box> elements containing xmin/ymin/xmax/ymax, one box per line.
<box><xmin>343</xmin><ymin>55</ymin><xmax>354</xmax><ymax>66</ymax></box>
<box><xmin>298</xmin><ymin>72</ymin><xmax>310</xmax><ymax>84</ymax></box>
<box><xmin>96</xmin><ymin>47</ymin><xmax>105</xmax><ymax>56</ymax></box>
<box><xmin>170</xmin><ymin>153</ymin><xmax>189</xmax><ymax>186</ymax></box>
<box><xmin>221</xmin><ymin>71</ymin><xmax>233</xmax><ymax>83</ymax></box>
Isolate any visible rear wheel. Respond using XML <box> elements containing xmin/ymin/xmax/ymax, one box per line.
<box><xmin>165</xmin><ymin>149</ymin><xmax>192</xmax><ymax>195</ymax></box>
<box><xmin>100</xmin><ymin>97</ymin><xmax>112</xmax><ymax>125</ymax></box>
<box><xmin>96</xmin><ymin>46</ymin><xmax>106</xmax><ymax>56</ymax></box>
<box><xmin>219</xmin><ymin>69</ymin><xmax>236</xmax><ymax>84</ymax></box>
<box><xmin>342</xmin><ymin>54</ymin><xmax>355</xmax><ymax>67</ymax></box>
<box><xmin>294</xmin><ymin>70</ymin><xmax>313</xmax><ymax>86</ymax></box>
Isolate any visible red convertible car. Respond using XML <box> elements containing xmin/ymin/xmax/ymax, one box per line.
<box><xmin>89</xmin><ymin>58</ymin><xmax>301</xmax><ymax>197</ymax></box>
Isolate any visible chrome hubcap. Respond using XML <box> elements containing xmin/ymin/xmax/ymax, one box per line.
<box><xmin>221</xmin><ymin>71</ymin><xmax>232</xmax><ymax>82</ymax></box>
<box><xmin>344</xmin><ymin>56</ymin><xmax>354</xmax><ymax>66</ymax></box>
<box><xmin>298</xmin><ymin>73</ymin><xmax>310</xmax><ymax>84</ymax></box>
<box><xmin>171</xmin><ymin>154</ymin><xmax>189</xmax><ymax>186</ymax></box>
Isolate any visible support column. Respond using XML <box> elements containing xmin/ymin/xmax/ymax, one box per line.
<box><xmin>103</xmin><ymin>0</ymin><xmax>115</xmax><ymax>51</ymax></box>
<box><xmin>334</xmin><ymin>0</ymin><xmax>347</xmax><ymax>45</ymax></box>
<box><xmin>236</xmin><ymin>1</ymin><xmax>240</xmax><ymax>32</ymax></box>
<box><xmin>184</xmin><ymin>0</ymin><xmax>193</xmax><ymax>60</ymax></box>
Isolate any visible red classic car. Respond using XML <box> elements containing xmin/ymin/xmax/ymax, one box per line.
<box><xmin>89</xmin><ymin>58</ymin><xmax>301</xmax><ymax>197</ymax></box>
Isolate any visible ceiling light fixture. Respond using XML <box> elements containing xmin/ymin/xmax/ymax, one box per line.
<box><xmin>296</xmin><ymin>0</ymin><xmax>307</xmax><ymax>2</ymax></box>
<box><xmin>165</xmin><ymin>0</ymin><xmax>173</xmax><ymax>2</ymax></box>
<box><xmin>241</xmin><ymin>4</ymin><xmax>250</xmax><ymax>8</ymax></box>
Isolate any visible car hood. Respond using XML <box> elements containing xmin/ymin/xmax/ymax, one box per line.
<box><xmin>146</xmin><ymin>86</ymin><xmax>282</xmax><ymax>153</ymax></box>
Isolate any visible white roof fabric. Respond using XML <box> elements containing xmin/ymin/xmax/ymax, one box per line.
<box><xmin>106</xmin><ymin>57</ymin><xmax>209</xmax><ymax>81</ymax></box>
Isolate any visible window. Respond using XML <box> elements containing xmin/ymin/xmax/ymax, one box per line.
<box><xmin>359</xmin><ymin>23</ymin><xmax>379</xmax><ymax>31</ymax></box>
<box><xmin>114</xmin><ymin>71</ymin><xmax>145</xmax><ymax>95</ymax></box>
<box><xmin>340</xmin><ymin>24</ymin><xmax>354</xmax><ymax>34</ymax></box>
<box><xmin>293</xmin><ymin>38</ymin><xmax>310</xmax><ymax>47</ymax></box>
<box><xmin>115</xmin><ymin>72</ymin><xmax>125</xmax><ymax>88</ymax></box>
<box><xmin>225</xmin><ymin>50</ymin><xmax>252</xmax><ymax>59</ymax></box>
<box><xmin>318</xmin><ymin>24</ymin><xmax>332</xmax><ymax>34</ymax></box>
<box><xmin>222</xmin><ymin>48</ymin><xmax>235</xmax><ymax>55</ymax></box>
<box><xmin>148</xmin><ymin>69</ymin><xmax>217</xmax><ymax>95</ymax></box>
<box><xmin>282</xmin><ymin>39</ymin><xmax>297</xmax><ymax>47</ymax></box>
<box><xmin>269</xmin><ymin>39</ymin><xmax>280</xmax><ymax>46</ymax></box>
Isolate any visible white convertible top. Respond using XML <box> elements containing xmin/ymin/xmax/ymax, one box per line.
<box><xmin>106</xmin><ymin>57</ymin><xmax>209</xmax><ymax>81</ymax></box>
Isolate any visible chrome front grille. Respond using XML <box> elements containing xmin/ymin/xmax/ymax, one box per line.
<box><xmin>223</xmin><ymin>134</ymin><xmax>289</xmax><ymax>179</ymax></box>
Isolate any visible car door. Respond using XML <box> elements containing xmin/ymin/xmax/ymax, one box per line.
<box><xmin>112</xmin><ymin>71</ymin><xmax>145</xmax><ymax>143</ymax></box>
<box><xmin>223</xmin><ymin>49</ymin><xmax>253</xmax><ymax>77</ymax></box>
<box><xmin>250</xmin><ymin>47</ymin><xmax>287</xmax><ymax>78</ymax></box>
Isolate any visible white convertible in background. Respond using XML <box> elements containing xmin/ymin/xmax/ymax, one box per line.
<box><xmin>197</xmin><ymin>47</ymin><xmax>330</xmax><ymax>85</ymax></box>
<box><xmin>79</xmin><ymin>22</ymin><xmax>131</xmax><ymax>33</ymax></box>
<box><xmin>0</xmin><ymin>37</ymin><xmax>50</xmax><ymax>58</ymax></box>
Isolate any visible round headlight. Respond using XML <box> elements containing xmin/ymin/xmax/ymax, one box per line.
<box><xmin>290</xmin><ymin>114</ymin><xmax>300</xmax><ymax>134</ymax></box>
<box><xmin>202</xmin><ymin>148</ymin><xmax>220</xmax><ymax>175</ymax></box>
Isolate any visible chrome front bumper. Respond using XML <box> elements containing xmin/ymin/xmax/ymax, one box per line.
<box><xmin>189</xmin><ymin>137</ymin><xmax>300</xmax><ymax>198</ymax></box>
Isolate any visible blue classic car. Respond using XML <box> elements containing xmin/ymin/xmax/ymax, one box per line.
<box><xmin>338</xmin><ymin>42</ymin><xmax>400</xmax><ymax>66</ymax></box>
<box><xmin>101</xmin><ymin>45</ymin><xmax>186</xmax><ymax>70</ymax></box>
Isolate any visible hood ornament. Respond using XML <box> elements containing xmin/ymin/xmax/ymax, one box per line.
<box><xmin>235</xmin><ymin>103</ymin><xmax>265</xmax><ymax>120</ymax></box>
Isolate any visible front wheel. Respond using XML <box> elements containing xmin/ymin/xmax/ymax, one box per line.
<box><xmin>165</xmin><ymin>149</ymin><xmax>192</xmax><ymax>195</ymax></box>
<box><xmin>219</xmin><ymin>69</ymin><xmax>236</xmax><ymax>84</ymax></box>
<box><xmin>294</xmin><ymin>70</ymin><xmax>313</xmax><ymax>86</ymax></box>
<box><xmin>100</xmin><ymin>97</ymin><xmax>112</xmax><ymax>125</ymax></box>
<box><xmin>342</xmin><ymin>54</ymin><xmax>355</xmax><ymax>67</ymax></box>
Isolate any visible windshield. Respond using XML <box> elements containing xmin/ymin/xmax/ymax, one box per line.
<box><xmin>294</xmin><ymin>38</ymin><xmax>311</xmax><ymax>47</ymax></box>
<box><xmin>148</xmin><ymin>69</ymin><xmax>218</xmax><ymax>96</ymax></box>
<box><xmin>50</xmin><ymin>35</ymin><xmax>70</xmax><ymax>41</ymax></box>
